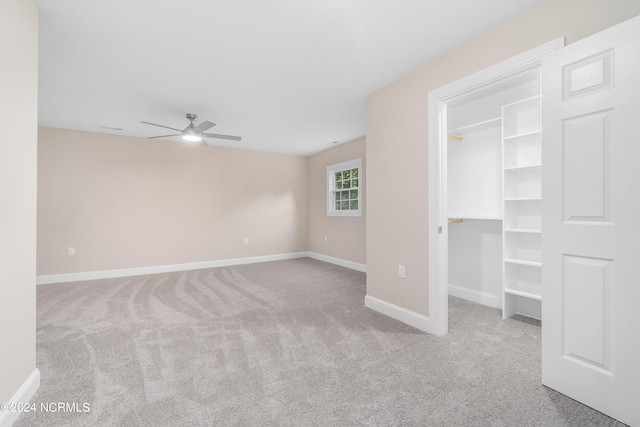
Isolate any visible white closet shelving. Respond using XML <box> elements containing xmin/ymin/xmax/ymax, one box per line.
<box><xmin>502</xmin><ymin>92</ymin><xmax>542</xmax><ymax>319</ymax></box>
<box><xmin>446</xmin><ymin>69</ymin><xmax>542</xmax><ymax>320</ymax></box>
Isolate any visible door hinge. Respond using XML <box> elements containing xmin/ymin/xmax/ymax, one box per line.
<box><xmin>438</xmin><ymin>226</ymin><xmax>443</xmax><ymax>234</ymax></box>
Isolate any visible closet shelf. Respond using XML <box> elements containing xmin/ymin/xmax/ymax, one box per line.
<box><xmin>504</xmin><ymin>288</ymin><xmax>542</xmax><ymax>301</ymax></box>
<box><xmin>504</xmin><ymin>164</ymin><xmax>541</xmax><ymax>172</ymax></box>
<box><xmin>505</xmin><ymin>258</ymin><xmax>542</xmax><ymax>267</ymax></box>
<box><xmin>502</xmin><ymin>94</ymin><xmax>541</xmax><ymax>109</ymax></box>
<box><xmin>448</xmin><ymin>117</ymin><xmax>501</xmax><ymax>139</ymax></box>
<box><xmin>505</xmin><ymin>228</ymin><xmax>542</xmax><ymax>234</ymax></box>
<box><xmin>503</xmin><ymin>129</ymin><xmax>541</xmax><ymax>141</ymax></box>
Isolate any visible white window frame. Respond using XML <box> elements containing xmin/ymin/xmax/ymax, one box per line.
<box><xmin>327</xmin><ymin>158</ymin><xmax>362</xmax><ymax>217</ymax></box>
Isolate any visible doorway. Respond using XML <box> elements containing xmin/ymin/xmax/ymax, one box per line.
<box><xmin>426</xmin><ymin>38</ymin><xmax>564</xmax><ymax>337</ymax></box>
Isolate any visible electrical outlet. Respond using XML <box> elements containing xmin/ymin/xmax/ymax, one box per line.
<box><xmin>244</xmin><ymin>237</ymin><xmax>249</xmax><ymax>244</ymax></box>
<box><xmin>68</xmin><ymin>247</ymin><xmax>75</xmax><ymax>256</ymax></box>
<box><xmin>398</xmin><ymin>265</ymin><xmax>406</xmax><ymax>279</ymax></box>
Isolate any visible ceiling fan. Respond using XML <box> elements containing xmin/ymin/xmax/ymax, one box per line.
<box><xmin>141</xmin><ymin>113</ymin><xmax>242</xmax><ymax>145</ymax></box>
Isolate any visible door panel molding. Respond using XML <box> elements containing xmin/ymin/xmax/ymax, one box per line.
<box><xmin>542</xmin><ymin>14</ymin><xmax>640</xmax><ymax>426</ymax></box>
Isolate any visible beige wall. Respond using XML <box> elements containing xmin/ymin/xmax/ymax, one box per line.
<box><xmin>308</xmin><ymin>138</ymin><xmax>366</xmax><ymax>264</ymax></box>
<box><xmin>37</xmin><ymin>127</ymin><xmax>309</xmax><ymax>275</ymax></box>
<box><xmin>366</xmin><ymin>0</ymin><xmax>640</xmax><ymax>316</ymax></box>
<box><xmin>0</xmin><ymin>0</ymin><xmax>38</xmax><ymax>404</ymax></box>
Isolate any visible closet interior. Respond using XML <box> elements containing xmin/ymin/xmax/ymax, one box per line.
<box><xmin>447</xmin><ymin>68</ymin><xmax>542</xmax><ymax>320</ymax></box>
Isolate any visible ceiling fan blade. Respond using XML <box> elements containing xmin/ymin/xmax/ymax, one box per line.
<box><xmin>202</xmin><ymin>132</ymin><xmax>242</xmax><ymax>141</ymax></box>
<box><xmin>141</xmin><ymin>121</ymin><xmax>182</xmax><ymax>132</ymax></box>
<box><xmin>193</xmin><ymin>120</ymin><xmax>215</xmax><ymax>133</ymax></box>
<box><xmin>148</xmin><ymin>134</ymin><xmax>181</xmax><ymax>139</ymax></box>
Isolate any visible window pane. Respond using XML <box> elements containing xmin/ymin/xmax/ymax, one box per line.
<box><xmin>327</xmin><ymin>160</ymin><xmax>361</xmax><ymax>216</ymax></box>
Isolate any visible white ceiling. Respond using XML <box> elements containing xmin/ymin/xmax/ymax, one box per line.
<box><xmin>36</xmin><ymin>0</ymin><xmax>542</xmax><ymax>156</ymax></box>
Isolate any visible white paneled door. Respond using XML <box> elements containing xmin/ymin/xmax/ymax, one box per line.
<box><xmin>541</xmin><ymin>15</ymin><xmax>640</xmax><ymax>426</ymax></box>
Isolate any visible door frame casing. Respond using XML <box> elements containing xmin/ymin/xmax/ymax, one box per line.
<box><xmin>426</xmin><ymin>38</ymin><xmax>564</xmax><ymax>336</ymax></box>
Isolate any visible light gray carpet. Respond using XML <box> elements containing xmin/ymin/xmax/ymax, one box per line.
<box><xmin>16</xmin><ymin>258</ymin><xmax>624</xmax><ymax>426</ymax></box>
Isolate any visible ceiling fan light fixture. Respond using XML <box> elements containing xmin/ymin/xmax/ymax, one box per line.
<box><xmin>142</xmin><ymin>113</ymin><xmax>240</xmax><ymax>144</ymax></box>
<box><xmin>182</xmin><ymin>129</ymin><xmax>202</xmax><ymax>142</ymax></box>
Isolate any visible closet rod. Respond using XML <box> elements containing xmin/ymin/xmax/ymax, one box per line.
<box><xmin>448</xmin><ymin>219</ymin><xmax>463</xmax><ymax>224</ymax></box>
<box><xmin>447</xmin><ymin>134</ymin><xmax>463</xmax><ymax>141</ymax></box>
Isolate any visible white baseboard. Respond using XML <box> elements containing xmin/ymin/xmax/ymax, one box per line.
<box><xmin>364</xmin><ymin>295</ymin><xmax>438</xmax><ymax>335</ymax></box>
<box><xmin>305</xmin><ymin>252</ymin><xmax>367</xmax><ymax>273</ymax></box>
<box><xmin>36</xmin><ymin>252</ymin><xmax>367</xmax><ymax>285</ymax></box>
<box><xmin>0</xmin><ymin>369</ymin><xmax>40</xmax><ymax>427</ymax></box>
<box><xmin>448</xmin><ymin>285</ymin><xmax>502</xmax><ymax>309</ymax></box>
<box><xmin>36</xmin><ymin>252</ymin><xmax>309</xmax><ymax>285</ymax></box>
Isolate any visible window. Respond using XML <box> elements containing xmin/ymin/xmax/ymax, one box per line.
<box><xmin>327</xmin><ymin>158</ymin><xmax>362</xmax><ymax>217</ymax></box>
